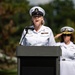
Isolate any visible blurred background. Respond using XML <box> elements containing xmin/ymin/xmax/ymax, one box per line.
<box><xmin>0</xmin><ymin>0</ymin><xmax>75</xmax><ymax>75</ymax></box>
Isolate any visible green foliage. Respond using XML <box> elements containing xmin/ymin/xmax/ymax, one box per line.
<box><xmin>41</xmin><ymin>0</ymin><xmax>75</xmax><ymax>34</ymax></box>
<box><xmin>0</xmin><ymin>0</ymin><xmax>30</xmax><ymax>56</ymax></box>
<box><xmin>0</xmin><ymin>0</ymin><xmax>75</xmax><ymax>57</ymax></box>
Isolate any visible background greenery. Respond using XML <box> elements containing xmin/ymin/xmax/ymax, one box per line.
<box><xmin>0</xmin><ymin>0</ymin><xmax>75</xmax><ymax>74</ymax></box>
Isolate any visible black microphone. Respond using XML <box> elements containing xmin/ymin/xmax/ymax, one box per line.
<box><xmin>25</xmin><ymin>27</ymin><xmax>34</xmax><ymax>34</ymax></box>
<box><xmin>25</xmin><ymin>27</ymin><xmax>34</xmax><ymax>30</ymax></box>
<box><xmin>19</xmin><ymin>27</ymin><xmax>34</xmax><ymax>45</ymax></box>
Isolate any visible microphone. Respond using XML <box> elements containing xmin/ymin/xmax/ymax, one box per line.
<box><xmin>25</xmin><ymin>27</ymin><xmax>34</xmax><ymax>30</ymax></box>
<box><xmin>25</xmin><ymin>27</ymin><xmax>34</xmax><ymax>34</ymax></box>
<box><xmin>19</xmin><ymin>27</ymin><xmax>34</xmax><ymax>45</ymax></box>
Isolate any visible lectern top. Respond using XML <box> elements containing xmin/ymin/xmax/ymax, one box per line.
<box><xmin>16</xmin><ymin>46</ymin><xmax>61</xmax><ymax>57</ymax></box>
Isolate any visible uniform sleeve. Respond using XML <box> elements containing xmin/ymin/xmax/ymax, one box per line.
<box><xmin>55</xmin><ymin>42</ymin><xmax>61</xmax><ymax>46</ymax></box>
<box><xmin>48</xmin><ymin>29</ymin><xmax>56</xmax><ymax>46</ymax></box>
<box><xmin>61</xmin><ymin>43</ymin><xmax>75</xmax><ymax>59</ymax></box>
<box><xmin>19</xmin><ymin>29</ymin><xmax>26</xmax><ymax>46</ymax></box>
<box><xmin>66</xmin><ymin>47</ymin><xmax>75</xmax><ymax>59</ymax></box>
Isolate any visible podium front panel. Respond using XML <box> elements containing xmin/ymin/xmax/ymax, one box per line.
<box><xmin>20</xmin><ymin>57</ymin><xmax>56</xmax><ymax>75</ymax></box>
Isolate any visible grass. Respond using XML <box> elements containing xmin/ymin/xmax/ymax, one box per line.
<box><xmin>0</xmin><ymin>68</ymin><xmax>17</xmax><ymax>75</ymax></box>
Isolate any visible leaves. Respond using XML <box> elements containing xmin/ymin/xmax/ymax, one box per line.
<box><xmin>0</xmin><ymin>0</ymin><xmax>30</xmax><ymax>56</ymax></box>
<box><xmin>0</xmin><ymin>0</ymin><xmax>75</xmax><ymax>56</ymax></box>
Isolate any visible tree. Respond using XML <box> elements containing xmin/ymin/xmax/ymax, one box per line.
<box><xmin>41</xmin><ymin>0</ymin><xmax>75</xmax><ymax>34</ymax></box>
<box><xmin>0</xmin><ymin>0</ymin><xmax>30</xmax><ymax>56</ymax></box>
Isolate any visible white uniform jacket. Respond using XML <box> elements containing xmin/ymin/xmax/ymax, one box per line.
<box><xmin>19</xmin><ymin>25</ymin><xmax>56</xmax><ymax>46</ymax></box>
<box><xmin>56</xmin><ymin>41</ymin><xmax>75</xmax><ymax>75</ymax></box>
<box><xmin>56</xmin><ymin>41</ymin><xmax>75</xmax><ymax>60</ymax></box>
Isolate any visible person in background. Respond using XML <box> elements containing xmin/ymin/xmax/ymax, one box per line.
<box><xmin>55</xmin><ymin>26</ymin><xmax>75</xmax><ymax>75</ymax></box>
<box><xmin>19</xmin><ymin>6</ymin><xmax>56</xmax><ymax>46</ymax></box>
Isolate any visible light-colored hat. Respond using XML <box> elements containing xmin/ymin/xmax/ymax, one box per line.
<box><xmin>29</xmin><ymin>6</ymin><xmax>45</xmax><ymax>16</ymax></box>
<box><xmin>60</xmin><ymin>26</ymin><xmax>74</xmax><ymax>34</ymax></box>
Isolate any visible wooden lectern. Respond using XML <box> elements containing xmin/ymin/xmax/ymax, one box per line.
<box><xmin>16</xmin><ymin>46</ymin><xmax>61</xmax><ymax>75</ymax></box>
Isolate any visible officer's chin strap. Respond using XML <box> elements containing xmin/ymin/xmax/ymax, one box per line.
<box><xmin>19</xmin><ymin>27</ymin><xmax>34</xmax><ymax>45</ymax></box>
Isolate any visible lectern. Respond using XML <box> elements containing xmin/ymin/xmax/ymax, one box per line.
<box><xmin>16</xmin><ymin>46</ymin><xmax>61</xmax><ymax>75</ymax></box>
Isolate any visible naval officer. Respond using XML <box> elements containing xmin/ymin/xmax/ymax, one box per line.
<box><xmin>19</xmin><ymin>6</ymin><xmax>56</xmax><ymax>46</ymax></box>
<box><xmin>55</xmin><ymin>26</ymin><xmax>75</xmax><ymax>75</ymax></box>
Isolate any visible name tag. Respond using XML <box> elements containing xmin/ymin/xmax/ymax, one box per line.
<box><xmin>41</xmin><ymin>32</ymin><xmax>48</xmax><ymax>34</ymax></box>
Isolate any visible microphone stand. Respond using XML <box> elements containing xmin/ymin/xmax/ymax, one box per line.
<box><xmin>19</xmin><ymin>27</ymin><xmax>34</xmax><ymax>45</ymax></box>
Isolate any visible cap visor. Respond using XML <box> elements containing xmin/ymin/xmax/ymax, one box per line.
<box><xmin>32</xmin><ymin>11</ymin><xmax>43</xmax><ymax>16</ymax></box>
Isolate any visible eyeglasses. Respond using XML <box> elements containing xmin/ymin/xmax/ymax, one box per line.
<box><xmin>63</xmin><ymin>34</ymin><xmax>71</xmax><ymax>36</ymax></box>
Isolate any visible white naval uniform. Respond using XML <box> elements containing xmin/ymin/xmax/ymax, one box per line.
<box><xmin>56</xmin><ymin>42</ymin><xmax>75</xmax><ymax>75</ymax></box>
<box><xmin>19</xmin><ymin>25</ymin><xmax>56</xmax><ymax>46</ymax></box>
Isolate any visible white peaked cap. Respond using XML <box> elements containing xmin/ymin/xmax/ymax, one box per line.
<box><xmin>29</xmin><ymin>6</ymin><xmax>45</xmax><ymax>16</ymax></box>
<box><xmin>60</xmin><ymin>26</ymin><xmax>74</xmax><ymax>34</ymax></box>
